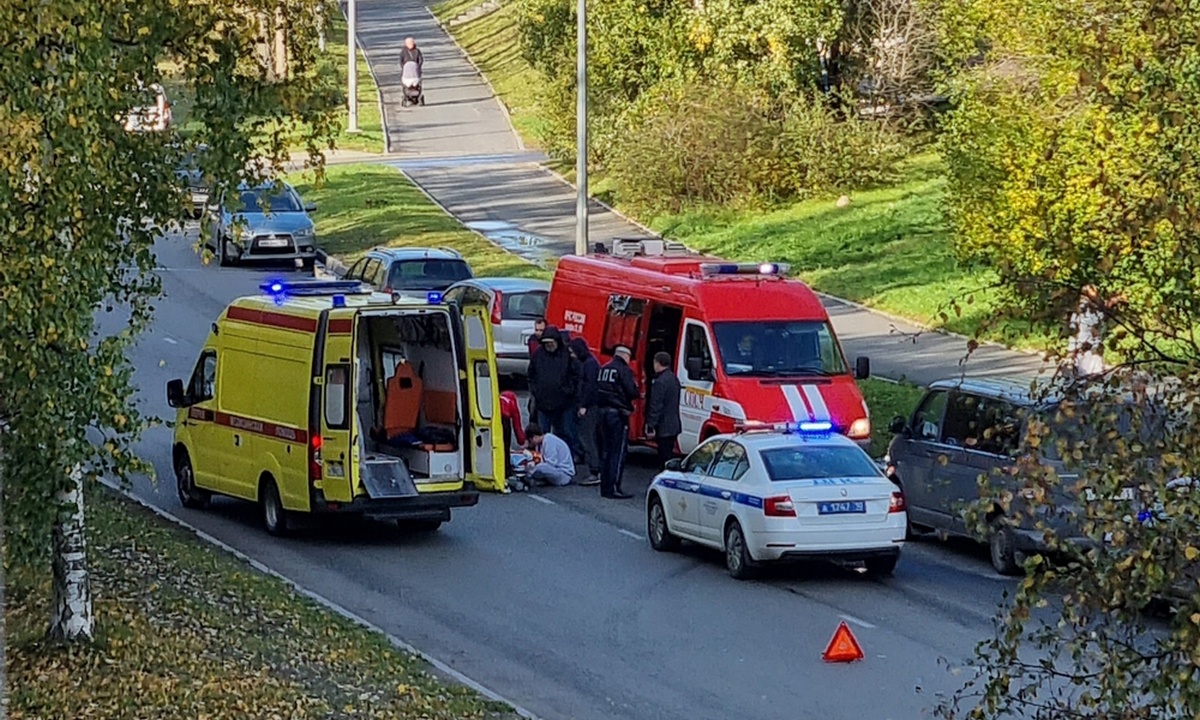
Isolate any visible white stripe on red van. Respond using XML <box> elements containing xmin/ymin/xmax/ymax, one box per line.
<box><xmin>800</xmin><ymin>385</ymin><xmax>831</xmax><ymax>422</ymax></box>
<box><xmin>781</xmin><ymin>385</ymin><xmax>813</xmax><ymax>422</ymax></box>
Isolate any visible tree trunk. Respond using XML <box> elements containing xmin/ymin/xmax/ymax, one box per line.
<box><xmin>48</xmin><ymin>466</ymin><xmax>93</xmax><ymax>643</ymax></box>
<box><xmin>1</xmin><ymin>455</ymin><xmax>7</xmax><ymax>720</ymax></box>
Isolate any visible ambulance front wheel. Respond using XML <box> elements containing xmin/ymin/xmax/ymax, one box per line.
<box><xmin>175</xmin><ymin>453</ymin><xmax>210</xmax><ymax>510</ymax></box>
<box><xmin>261</xmin><ymin>476</ymin><xmax>291</xmax><ymax>536</ymax></box>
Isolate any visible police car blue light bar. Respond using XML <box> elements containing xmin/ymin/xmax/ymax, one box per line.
<box><xmin>698</xmin><ymin>262</ymin><xmax>791</xmax><ymax>276</ymax></box>
<box><xmin>735</xmin><ymin>420</ymin><xmax>833</xmax><ymax>434</ymax></box>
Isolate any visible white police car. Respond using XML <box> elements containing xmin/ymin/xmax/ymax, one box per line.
<box><xmin>646</xmin><ymin>423</ymin><xmax>907</xmax><ymax>579</ymax></box>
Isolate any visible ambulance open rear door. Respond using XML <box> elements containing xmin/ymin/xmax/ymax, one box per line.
<box><xmin>457</xmin><ymin>303</ymin><xmax>506</xmax><ymax>491</ymax></box>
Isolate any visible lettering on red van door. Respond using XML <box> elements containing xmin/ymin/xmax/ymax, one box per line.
<box><xmin>563</xmin><ymin>310</ymin><xmax>587</xmax><ymax>335</ymax></box>
<box><xmin>682</xmin><ymin>388</ymin><xmax>706</xmax><ymax>409</ymax></box>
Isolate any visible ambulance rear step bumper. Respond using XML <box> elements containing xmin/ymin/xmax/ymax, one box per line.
<box><xmin>312</xmin><ymin>490</ymin><xmax>479</xmax><ymax>520</ymax></box>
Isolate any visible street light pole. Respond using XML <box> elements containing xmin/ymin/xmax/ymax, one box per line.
<box><xmin>574</xmin><ymin>0</ymin><xmax>588</xmax><ymax>256</ymax></box>
<box><xmin>347</xmin><ymin>0</ymin><xmax>360</xmax><ymax>133</ymax></box>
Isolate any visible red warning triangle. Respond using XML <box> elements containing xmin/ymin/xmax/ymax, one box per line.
<box><xmin>822</xmin><ymin>621</ymin><xmax>865</xmax><ymax>663</ymax></box>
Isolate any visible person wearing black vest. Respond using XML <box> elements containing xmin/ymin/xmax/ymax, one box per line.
<box><xmin>595</xmin><ymin>345</ymin><xmax>639</xmax><ymax>499</ymax></box>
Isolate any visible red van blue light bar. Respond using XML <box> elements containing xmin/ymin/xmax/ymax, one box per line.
<box><xmin>698</xmin><ymin>262</ymin><xmax>791</xmax><ymax>277</ymax></box>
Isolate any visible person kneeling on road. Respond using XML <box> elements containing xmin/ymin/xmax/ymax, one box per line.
<box><xmin>524</xmin><ymin>423</ymin><xmax>575</xmax><ymax>487</ymax></box>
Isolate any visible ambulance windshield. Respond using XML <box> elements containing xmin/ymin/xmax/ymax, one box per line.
<box><xmin>712</xmin><ymin>321</ymin><xmax>847</xmax><ymax>378</ymax></box>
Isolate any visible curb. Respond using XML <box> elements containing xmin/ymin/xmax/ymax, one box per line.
<box><xmin>315</xmin><ymin>248</ymin><xmax>349</xmax><ymax>277</ymax></box>
<box><xmin>97</xmin><ymin>478</ymin><xmax>544</xmax><ymax>720</ymax></box>
<box><xmin>426</xmin><ymin>5</ymin><xmax>526</xmax><ymax>152</ymax></box>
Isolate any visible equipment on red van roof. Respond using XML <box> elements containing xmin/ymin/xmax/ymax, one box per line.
<box><xmin>545</xmin><ymin>239</ymin><xmax>872</xmax><ymax>454</ymax></box>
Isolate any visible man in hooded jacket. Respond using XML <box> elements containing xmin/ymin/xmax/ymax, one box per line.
<box><xmin>569</xmin><ymin>337</ymin><xmax>602</xmax><ymax>485</ymax></box>
<box><xmin>527</xmin><ymin>326</ymin><xmax>579</xmax><ymax>451</ymax></box>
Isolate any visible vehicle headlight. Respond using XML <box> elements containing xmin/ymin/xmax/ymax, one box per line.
<box><xmin>295</xmin><ymin>227</ymin><xmax>315</xmax><ymax>240</ymax></box>
<box><xmin>848</xmin><ymin>417</ymin><xmax>871</xmax><ymax>439</ymax></box>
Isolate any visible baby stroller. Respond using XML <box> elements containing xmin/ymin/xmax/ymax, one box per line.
<box><xmin>401</xmin><ymin>61</ymin><xmax>424</xmax><ymax>106</ymax></box>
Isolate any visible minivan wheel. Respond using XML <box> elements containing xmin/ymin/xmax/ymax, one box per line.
<box><xmin>647</xmin><ymin>496</ymin><xmax>680</xmax><ymax>552</ymax></box>
<box><xmin>724</xmin><ymin>520</ymin><xmax>757</xmax><ymax>580</ymax></box>
<box><xmin>175</xmin><ymin>453</ymin><xmax>210</xmax><ymax>510</ymax></box>
<box><xmin>989</xmin><ymin>520</ymin><xmax>1023</xmax><ymax>576</ymax></box>
<box><xmin>261</xmin><ymin>478</ymin><xmax>290</xmax><ymax>536</ymax></box>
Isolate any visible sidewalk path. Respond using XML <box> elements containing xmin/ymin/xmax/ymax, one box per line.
<box><xmin>350</xmin><ymin>0</ymin><xmax>1054</xmax><ymax>386</ymax></box>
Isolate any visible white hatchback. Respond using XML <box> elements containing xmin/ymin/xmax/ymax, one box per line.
<box><xmin>646</xmin><ymin>425</ymin><xmax>907</xmax><ymax>579</ymax></box>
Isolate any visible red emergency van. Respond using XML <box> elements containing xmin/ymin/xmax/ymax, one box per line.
<box><xmin>545</xmin><ymin>239</ymin><xmax>873</xmax><ymax>453</ymax></box>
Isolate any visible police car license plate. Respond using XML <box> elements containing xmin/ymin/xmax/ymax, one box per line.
<box><xmin>260</xmin><ymin>237</ymin><xmax>288</xmax><ymax>247</ymax></box>
<box><xmin>818</xmin><ymin>501</ymin><xmax>866</xmax><ymax>515</ymax></box>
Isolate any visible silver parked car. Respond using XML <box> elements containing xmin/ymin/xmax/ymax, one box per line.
<box><xmin>443</xmin><ymin>277</ymin><xmax>550</xmax><ymax>377</ymax></box>
<box><xmin>205</xmin><ymin>181</ymin><xmax>318</xmax><ymax>269</ymax></box>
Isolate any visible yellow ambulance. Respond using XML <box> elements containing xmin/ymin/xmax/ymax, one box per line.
<box><xmin>166</xmin><ymin>278</ymin><xmax>506</xmax><ymax>535</ymax></box>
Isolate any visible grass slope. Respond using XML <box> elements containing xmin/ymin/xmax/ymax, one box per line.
<box><xmin>430</xmin><ymin>1</ymin><xmax>1001</xmax><ymax>337</ymax></box>
<box><xmin>858</xmin><ymin>378</ymin><xmax>925</xmax><ymax>457</ymax></box>
<box><xmin>8</xmin><ymin>491</ymin><xmax>516</xmax><ymax>720</ymax></box>
<box><xmin>293</xmin><ymin>163</ymin><xmax>549</xmax><ymax>278</ymax></box>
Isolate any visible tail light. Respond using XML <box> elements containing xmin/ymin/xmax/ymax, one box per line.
<box><xmin>491</xmin><ymin>290</ymin><xmax>503</xmax><ymax>325</ymax></box>
<box><xmin>889</xmin><ymin>491</ymin><xmax>907</xmax><ymax>513</ymax></box>
<box><xmin>309</xmin><ymin>434</ymin><xmax>323</xmax><ymax>482</ymax></box>
<box><xmin>764</xmin><ymin>495</ymin><xmax>796</xmax><ymax>517</ymax></box>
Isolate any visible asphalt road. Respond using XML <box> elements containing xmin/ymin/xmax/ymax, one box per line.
<box><xmin>100</xmin><ymin>229</ymin><xmax>1038</xmax><ymax>720</ymax></box>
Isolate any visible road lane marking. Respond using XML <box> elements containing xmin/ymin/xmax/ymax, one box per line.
<box><xmin>840</xmin><ymin>613</ymin><xmax>876</xmax><ymax>629</ymax></box>
<box><xmin>162</xmin><ymin>337</ymin><xmax>178</xmax><ymax>345</ymax></box>
<box><xmin>618</xmin><ymin>529</ymin><xmax>642</xmax><ymax>541</ymax></box>
<box><xmin>528</xmin><ymin>494</ymin><xmax>555</xmax><ymax>506</ymax></box>
<box><xmin>98</xmin><ymin>478</ymin><xmax>545</xmax><ymax>720</ymax></box>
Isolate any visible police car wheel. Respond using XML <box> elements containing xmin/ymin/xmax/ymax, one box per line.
<box><xmin>724</xmin><ymin>520</ymin><xmax>757</xmax><ymax>580</ymax></box>
<box><xmin>647</xmin><ymin>496</ymin><xmax>680</xmax><ymax>552</ymax></box>
<box><xmin>175</xmin><ymin>454</ymin><xmax>209</xmax><ymax>510</ymax></box>
<box><xmin>261</xmin><ymin>478</ymin><xmax>290</xmax><ymax>536</ymax></box>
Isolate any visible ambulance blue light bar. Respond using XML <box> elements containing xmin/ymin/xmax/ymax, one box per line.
<box><xmin>698</xmin><ymin>262</ymin><xmax>791</xmax><ymax>277</ymax></box>
<box><xmin>735</xmin><ymin>420</ymin><xmax>834</xmax><ymax>434</ymax></box>
<box><xmin>259</xmin><ymin>279</ymin><xmax>371</xmax><ymax>300</ymax></box>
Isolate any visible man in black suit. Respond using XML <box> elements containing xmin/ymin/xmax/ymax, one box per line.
<box><xmin>645</xmin><ymin>351</ymin><xmax>682</xmax><ymax>469</ymax></box>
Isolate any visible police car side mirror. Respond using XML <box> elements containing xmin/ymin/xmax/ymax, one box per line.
<box><xmin>166</xmin><ymin>378</ymin><xmax>187</xmax><ymax>408</ymax></box>
<box><xmin>888</xmin><ymin>415</ymin><xmax>907</xmax><ymax>435</ymax></box>
<box><xmin>664</xmin><ymin>458</ymin><xmax>682</xmax><ymax>471</ymax></box>
<box><xmin>854</xmin><ymin>356</ymin><xmax>871</xmax><ymax>380</ymax></box>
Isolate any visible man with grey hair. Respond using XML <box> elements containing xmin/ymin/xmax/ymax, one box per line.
<box><xmin>596</xmin><ymin>345</ymin><xmax>639</xmax><ymax>499</ymax></box>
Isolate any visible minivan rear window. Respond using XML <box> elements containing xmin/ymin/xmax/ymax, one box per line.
<box><xmin>501</xmin><ymin>291</ymin><xmax>548</xmax><ymax>320</ymax></box>
<box><xmin>761</xmin><ymin>445</ymin><xmax>882</xmax><ymax>481</ymax></box>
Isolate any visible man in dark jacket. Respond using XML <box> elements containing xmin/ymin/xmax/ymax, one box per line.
<box><xmin>527</xmin><ymin>326</ymin><xmax>578</xmax><ymax>452</ymax></box>
<box><xmin>596</xmin><ymin>345</ymin><xmax>639</xmax><ymax>499</ymax></box>
<box><xmin>645</xmin><ymin>351</ymin><xmax>682</xmax><ymax>469</ymax></box>
<box><xmin>569</xmin><ymin>337</ymin><xmax>602</xmax><ymax>486</ymax></box>
<box><xmin>399</xmin><ymin>37</ymin><xmax>424</xmax><ymax>69</ymax></box>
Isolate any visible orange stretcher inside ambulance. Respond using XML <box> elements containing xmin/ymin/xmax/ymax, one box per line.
<box><xmin>544</xmin><ymin>240</ymin><xmax>873</xmax><ymax>454</ymax></box>
<box><xmin>166</xmin><ymin>279</ymin><xmax>505</xmax><ymax>536</ymax></box>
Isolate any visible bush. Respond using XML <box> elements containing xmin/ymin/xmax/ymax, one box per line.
<box><xmin>605</xmin><ymin>81</ymin><xmax>908</xmax><ymax>213</ymax></box>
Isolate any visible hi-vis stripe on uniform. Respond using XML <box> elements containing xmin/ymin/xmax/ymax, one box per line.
<box><xmin>781</xmin><ymin>385</ymin><xmax>832</xmax><ymax>423</ymax></box>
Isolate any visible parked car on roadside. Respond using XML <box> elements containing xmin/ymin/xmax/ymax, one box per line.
<box><xmin>123</xmin><ymin>82</ymin><xmax>172</xmax><ymax>133</ymax></box>
<box><xmin>342</xmin><ymin>247</ymin><xmax>474</xmax><ymax>302</ymax></box>
<box><xmin>175</xmin><ymin>143</ymin><xmax>210</xmax><ymax>219</ymax></box>
<box><xmin>443</xmin><ymin>277</ymin><xmax>550</xmax><ymax>377</ymax></box>
<box><xmin>205</xmin><ymin>181</ymin><xmax>318</xmax><ymax>268</ymax></box>
<box><xmin>884</xmin><ymin>377</ymin><xmax>1163</xmax><ymax>576</ymax></box>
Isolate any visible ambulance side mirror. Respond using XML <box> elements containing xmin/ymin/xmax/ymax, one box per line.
<box><xmin>166</xmin><ymin>378</ymin><xmax>187</xmax><ymax>408</ymax></box>
<box><xmin>854</xmin><ymin>356</ymin><xmax>871</xmax><ymax>380</ymax></box>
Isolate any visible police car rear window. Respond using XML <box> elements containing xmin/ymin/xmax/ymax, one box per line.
<box><xmin>760</xmin><ymin>446</ymin><xmax>882</xmax><ymax>481</ymax></box>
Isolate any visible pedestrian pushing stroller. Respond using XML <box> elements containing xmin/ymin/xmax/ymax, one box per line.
<box><xmin>401</xmin><ymin>60</ymin><xmax>424</xmax><ymax>106</ymax></box>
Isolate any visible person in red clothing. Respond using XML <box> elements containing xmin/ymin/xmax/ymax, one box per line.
<box><xmin>500</xmin><ymin>390</ymin><xmax>525</xmax><ymax>478</ymax></box>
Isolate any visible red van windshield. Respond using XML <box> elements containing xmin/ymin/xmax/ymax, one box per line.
<box><xmin>712</xmin><ymin>321</ymin><xmax>848</xmax><ymax>378</ymax></box>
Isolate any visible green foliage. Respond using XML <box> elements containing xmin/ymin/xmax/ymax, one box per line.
<box><xmin>607</xmin><ymin>81</ymin><xmax>908</xmax><ymax>212</ymax></box>
<box><xmin>0</xmin><ymin>0</ymin><xmax>339</xmax><ymax>568</ymax></box>
<box><xmin>8</xmin><ymin>491</ymin><xmax>519</xmax><ymax>718</ymax></box>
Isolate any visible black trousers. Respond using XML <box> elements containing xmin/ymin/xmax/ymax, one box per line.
<box><xmin>598</xmin><ymin>408</ymin><xmax>629</xmax><ymax>496</ymax></box>
<box><xmin>502</xmin><ymin>416</ymin><xmax>514</xmax><ymax>477</ymax></box>
<box><xmin>655</xmin><ymin>434</ymin><xmax>678</xmax><ymax>470</ymax></box>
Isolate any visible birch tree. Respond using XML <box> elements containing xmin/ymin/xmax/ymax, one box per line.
<box><xmin>0</xmin><ymin>0</ymin><xmax>339</xmax><ymax>643</ymax></box>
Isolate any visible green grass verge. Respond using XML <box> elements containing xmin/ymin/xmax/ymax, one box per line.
<box><xmin>858</xmin><ymin>378</ymin><xmax>926</xmax><ymax>458</ymax></box>
<box><xmin>292</xmin><ymin>163</ymin><xmax>550</xmax><ymax>277</ymax></box>
<box><xmin>429</xmin><ymin>2</ymin><xmax>998</xmax><ymax>338</ymax></box>
<box><xmin>7</xmin><ymin>491</ymin><xmax>516</xmax><ymax>720</ymax></box>
<box><xmin>160</xmin><ymin>16</ymin><xmax>383</xmax><ymax>154</ymax></box>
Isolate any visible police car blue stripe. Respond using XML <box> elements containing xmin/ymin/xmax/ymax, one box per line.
<box><xmin>652</xmin><ymin>477</ymin><xmax>764</xmax><ymax>509</ymax></box>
